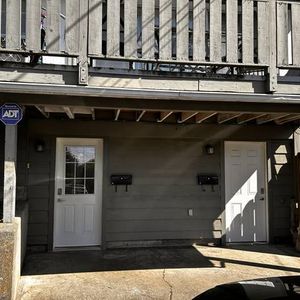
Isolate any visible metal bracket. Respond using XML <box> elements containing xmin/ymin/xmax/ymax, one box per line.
<box><xmin>78</xmin><ymin>60</ymin><xmax>88</xmax><ymax>85</ymax></box>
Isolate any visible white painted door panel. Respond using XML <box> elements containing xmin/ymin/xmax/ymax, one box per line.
<box><xmin>54</xmin><ymin>138</ymin><xmax>103</xmax><ymax>247</ymax></box>
<box><xmin>225</xmin><ymin>142</ymin><xmax>267</xmax><ymax>243</ymax></box>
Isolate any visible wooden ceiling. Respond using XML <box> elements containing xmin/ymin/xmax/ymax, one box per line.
<box><xmin>33</xmin><ymin>105</ymin><xmax>300</xmax><ymax>125</ymax></box>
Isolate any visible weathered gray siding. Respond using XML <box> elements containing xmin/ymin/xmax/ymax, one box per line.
<box><xmin>26</xmin><ymin>136</ymin><xmax>53</xmax><ymax>246</ymax></box>
<box><xmin>8</xmin><ymin>120</ymin><xmax>295</xmax><ymax>248</ymax></box>
<box><xmin>106</xmin><ymin>138</ymin><xmax>222</xmax><ymax>242</ymax></box>
<box><xmin>268</xmin><ymin>141</ymin><xmax>294</xmax><ymax>242</ymax></box>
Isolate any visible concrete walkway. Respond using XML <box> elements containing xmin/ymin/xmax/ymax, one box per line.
<box><xmin>17</xmin><ymin>245</ymin><xmax>300</xmax><ymax>300</ymax></box>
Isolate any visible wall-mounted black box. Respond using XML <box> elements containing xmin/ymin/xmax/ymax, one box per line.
<box><xmin>197</xmin><ymin>175</ymin><xmax>218</xmax><ymax>185</ymax></box>
<box><xmin>111</xmin><ymin>175</ymin><xmax>132</xmax><ymax>185</ymax></box>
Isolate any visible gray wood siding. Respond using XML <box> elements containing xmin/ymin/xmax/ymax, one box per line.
<box><xmin>106</xmin><ymin>138</ymin><xmax>222</xmax><ymax>242</ymax></box>
<box><xmin>268</xmin><ymin>141</ymin><xmax>294</xmax><ymax>243</ymax></box>
<box><xmin>26</xmin><ymin>136</ymin><xmax>52</xmax><ymax>245</ymax></box>
<box><xmin>6</xmin><ymin>120</ymin><xmax>294</xmax><ymax>248</ymax></box>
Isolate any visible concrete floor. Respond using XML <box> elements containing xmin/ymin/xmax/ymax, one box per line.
<box><xmin>17</xmin><ymin>244</ymin><xmax>300</xmax><ymax>300</ymax></box>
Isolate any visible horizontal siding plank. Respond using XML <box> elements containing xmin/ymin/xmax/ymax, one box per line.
<box><xmin>106</xmin><ymin>197</ymin><xmax>221</xmax><ymax>209</ymax></box>
<box><xmin>88</xmin><ymin>0</ymin><xmax>103</xmax><ymax>56</ymax></box>
<box><xmin>106</xmin><ymin>219</ymin><xmax>221</xmax><ymax>233</ymax></box>
<box><xmin>106</xmin><ymin>208</ymin><xmax>220</xmax><ymax>221</ymax></box>
<box><xmin>27</xmin><ymin>235</ymin><xmax>48</xmax><ymax>245</ymax></box>
<box><xmin>124</xmin><ymin>0</ymin><xmax>138</xmax><ymax>57</ymax></box>
<box><xmin>28</xmin><ymin>223</ymin><xmax>48</xmax><ymax>236</ymax></box>
<box><xmin>29</xmin><ymin>198</ymin><xmax>49</xmax><ymax>211</ymax></box>
<box><xmin>159</xmin><ymin>0</ymin><xmax>173</xmax><ymax>60</ymax></box>
<box><xmin>28</xmin><ymin>186</ymin><xmax>50</xmax><ymax>199</ymax></box>
<box><xmin>106</xmin><ymin>230</ymin><xmax>220</xmax><ymax>241</ymax></box>
<box><xmin>6</xmin><ymin>0</ymin><xmax>21</xmax><ymax>49</ymax></box>
<box><xmin>29</xmin><ymin>211</ymin><xmax>49</xmax><ymax>224</ymax></box>
<box><xmin>26</xmin><ymin>0</ymin><xmax>41</xmax><ymax>51</ymax></box>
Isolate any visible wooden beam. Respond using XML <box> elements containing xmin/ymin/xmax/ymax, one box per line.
<box><xmin>178</xmin><ymin>112</ymin><xmax>198</xmax><ymax>123</ymax></box>
<box><xmin>275</xmin><ymin>114</ymin><xmax>300</xmax><ymax>125</ymax></box>
<box><xmin>237</xmin><ymin>113</ymin><xmax>266</xmax><ymax>125</ymax></box>
<box><xmin>256</xmin><ymin>113</ymin><xmax>289</xmax><ymax>125</ymax></box>
<box><xmin>3</xmin><ymin>126</ymin><xmax>17</xmax><ymax>223</ymax></box>
<box><xmin>35</xmin><ymin>106</ymin><xmax>50</xmax><ymax>118</ymax></box>
<box><xmin>157</xmin><ymin>111</ymin><xmax>173</xmax><ymax>123</ymax></box>
<box><xmin>136</xmin><ymin>110</ymin><xmax>146</xmax><ymax>122</ymax></box>
<box><xmin>195</xmin><ymin>112</ymin><xmax>217</xmax><ymax>124</ymax></box>
<box><xmin>91</xmin><ymin>108</ymin><xmax>96</xmax><ymax>120</ymax></box>
<box><xmin>218</xmin><ymin>113</ymin><xmax>242</xmax><ymax>124</ymax></box>
<box><xmin>63</xmin><ymin>106</ymin><xmax>75</xmax><ymax>119</ymax></box>
<box><xmin>115</xmin><ymin>109</ymin><xmax>121</xmax><ymax>121</ymax></box>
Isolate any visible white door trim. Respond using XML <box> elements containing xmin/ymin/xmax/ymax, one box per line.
<box><xmin>224</xmin><ymin>141</ymin><xmax>269</xmax><ymax>243</ymax></box>
<box><xmin>53</xmin><ymin>138</ymin><xmax>103</xmax><ymax>249</ymax></box>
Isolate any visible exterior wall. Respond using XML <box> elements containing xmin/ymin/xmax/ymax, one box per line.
<box><xmin>9</xmin><ymin>120</ymin><xmax>296</xmax><ymax>249</ymax></box>
<box><xmin>268</xmin><ymin>141</ymin><xmax>294</xmax><ymax>242</ymax></box>
<box><xmin>105</xmin><ymin>138</ymin><xmax>222</xmax><ymax>243</ymax></box>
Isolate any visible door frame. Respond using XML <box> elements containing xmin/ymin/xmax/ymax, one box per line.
<box><xmin>53</xmin><ymin>137</ymin><xmax>103</xmax><ymax>249</ymax></box>
<box><xmin>224</xmin><ymin>141</ymin><xmax>269</xmax><ymax>243</ymax></box>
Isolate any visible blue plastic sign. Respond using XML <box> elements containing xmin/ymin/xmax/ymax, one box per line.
<box><xmin>0</xmin><ymin>103</ymin><xmax>23</xmax><ymax>125</ymax></box>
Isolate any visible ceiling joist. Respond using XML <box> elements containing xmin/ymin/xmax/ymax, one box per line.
<box><xmin>195</xmin><ymin>112</ymin><xmax>217</xmax><ymax>123</ymax></box>
<box><xmin>136</xmin><ymin>110</ymin><xmax>146</xmax><ymax>122</ymax></box>
<box><xmin>115</xmin><ymin>109</ymin><xmax>121</xmax><ymax>121</ymax></box>
<box><xmin>178</xmin><ymin>112</ymin><xmax>198</xmax><ymax>123</ymax></box>
<box><xmin>157</xmin><ymin>111</ymin><xmax>173</xmax><ymax>123</ymax></box>
<box><xmin>91</xmin><ymin>108</ymin><xmax>96</xmax><ymax>120</ymax></box>
<box><xmin>275</xmin><ymin>114</ymin><xmax>300</xmax><ymax>125</ymax></box>
<box><xmin>35</xmin><ymin>105</ymin><xmax>49</xmax><ymax>118</ymax></box>
<box><xmin>256</xmin><ymin>114</ymin><xmax>290</xmax><ymax>125</ymax></box>
<box><xmin>218</xmin><ymin>113</ymin><xmax>242</xmax><ymax>124</ymax></box>
<box><xmin>63</xmin><ymin>106</ymin><xmax>74</xmax><ymax>119</ymax></box>
<box><xmin>237</xmin><ymin>113</ymin><xmax>266</xmax><ymax>125</ymax></box>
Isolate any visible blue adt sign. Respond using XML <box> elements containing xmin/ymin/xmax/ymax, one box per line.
<box><xmin>0</xmin><ymin>103</ymin><xmax>23</xmax><ymax>125</ymax></box>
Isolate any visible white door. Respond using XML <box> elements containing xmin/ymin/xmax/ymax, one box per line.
<box><xmin>225</xmin><ymin>142</ymin><xmax>267</xmax><ymax>243</ymax></box>
<box><xmin>54</xmin><ymin>138</ymin><xmax>103</xmax><ymax>248</ymax></box>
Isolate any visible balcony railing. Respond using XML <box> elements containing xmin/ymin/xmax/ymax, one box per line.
<box><xmin>0</xmin><ymin>0</ymin><xmax>299</xmax><ymax>86</ymax></box>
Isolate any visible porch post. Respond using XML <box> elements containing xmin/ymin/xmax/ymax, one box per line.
<box><xmin>3</xmin><ymin>125</ymin><xmax>17</xmax><ymax>223</ymax></box>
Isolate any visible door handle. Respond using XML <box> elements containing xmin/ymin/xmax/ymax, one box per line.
<box><xmin>260</xmin><ymin>197</ymin><xmax>265</xmax><ymax>201</ymax></box>
<box><xmin>57</xmin><ymin>198</ymin><xmax>66</xmax><ymax>202</ymax></box>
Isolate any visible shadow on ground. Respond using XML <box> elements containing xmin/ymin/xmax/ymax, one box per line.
<box><xmin>22</xmin><ymin>246</ymin><xmax>214</xmax><ymax>275</ymax></box>
<box><xmin>22</xmin><ymin>244</ymin><xmax>300</xmax><ymax>276</ymax></box>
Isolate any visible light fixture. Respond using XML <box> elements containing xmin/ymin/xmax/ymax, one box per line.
<box><xmin>35</xmin><ymin>139</ymin><xmax>45</xmax><ymax>152</ymax></box>
<box><xmin>205</xmin><ymin>144</ymin><xmax>215</xmax><ymax>155</ymax></box>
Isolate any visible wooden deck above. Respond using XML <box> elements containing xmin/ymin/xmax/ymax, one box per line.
<box><xmin>0</xmin><ymin>0</ymin><xmax>299</xmax><ymax>92</ymax></box>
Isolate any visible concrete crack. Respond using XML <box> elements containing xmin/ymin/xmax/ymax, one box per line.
<box><xmin>162</xmin><ymin>269</ymin><xmax>173</xmax><ymax>300</ymax></box>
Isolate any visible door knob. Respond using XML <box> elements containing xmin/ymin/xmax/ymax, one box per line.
<box><xmin>260</xmin><ymin>197</ymin><xmax>265</xmax><ymax>201</ymax></box>
<box><xmin>57</xmin><ymin>198</ymin><xmax>66</xmax><ymax>202</ymax></box>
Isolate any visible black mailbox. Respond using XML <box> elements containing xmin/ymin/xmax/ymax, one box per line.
<box><xmin>111</xmin><ymin>175</ymin><xmax>132</xmax><ymax>186</ymax></box>
<box><xmin>198</xmin><ymin>175</ymin><xmax>218</xmax><ymax>185</ymax></box>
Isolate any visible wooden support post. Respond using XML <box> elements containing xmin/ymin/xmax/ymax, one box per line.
<box><xmin>79</xmin><ymin>0</ymin><xmax>89</xmax><ymax>85</ymax></box>
<box><xmin>267</xmin><ymin>0</ymin><xmax>277</xmax><ymax>93</ymax></box>
<box><xmin>3</xmin><ymin>126</ymin><xmax>17</xmax><ymax>223</ymax></box>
